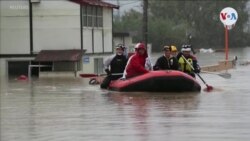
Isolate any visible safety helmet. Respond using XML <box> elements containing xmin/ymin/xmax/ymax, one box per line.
<box><xmin>163</xmin><ymin>45</ymin><xmax>171</xmax><ymax>51</ymax></box>
<box><xmin>181</xmin><ymin>44</ymin><xmax>191</xmax><ymax>52</ymax></box>
<box><xmin>115</xmin><ymin>44</ymin><xmax>125</xmax><ymax>50</ymax></box>
<box><xmin>135</xmin><ymin>43</ymin><xmax>146</xmax><ymax>50</ymax></box>
<box><xmin>170</xmin><ymin>45</ymin><xmax>178</xmax><ymax>52</ymax></box>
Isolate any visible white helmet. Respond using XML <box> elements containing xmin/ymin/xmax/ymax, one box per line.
<box><xmin>181</xmin><ymin>44</ymin><xmax>191</xmax><ymax>52</ymax></box>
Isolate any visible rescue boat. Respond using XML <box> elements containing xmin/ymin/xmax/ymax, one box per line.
<box><xmin>108</xmin><ymin>70</ymin><xmax>201</xmax><ymax>92</ymax></box>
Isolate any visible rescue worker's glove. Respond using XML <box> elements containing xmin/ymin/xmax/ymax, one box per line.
<box><xmin>194</xmin><ymin>65</ymin><xmax>201</xmax><ymax>73</ymax></box>
<box><xmin>193</xmin><ymin>60</ymin><xmax>200</xmax><ymax>73</ymax></box>
<box><xmin>105</xmin><ymin>69</ymin><xmax>111</xmax><ymax>75</ymax></box>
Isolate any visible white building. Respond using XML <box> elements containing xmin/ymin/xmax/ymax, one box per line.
<box><xmin>0</xmin><ymin>0</ymin><xmax>123</xmax><ymax>78</ymax></box>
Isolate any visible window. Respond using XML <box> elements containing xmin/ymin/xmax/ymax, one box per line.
<box><xmin>82</xmin><ymin>5</ymin><xmax>103</xmax><ymax>28</ymax></box>
<box><xmin>82</xmin><ymin>6</ymin><xmax>87</xmax><ymax>26</ymax></box>
<box><xmin>87</xmin><ymin>6</ymin><xmax>92</xmax><ymax>27</ymax></box>
<box><xmin>92</xmin><ymin>7</ymin><xmax>97</xmax><ymax>27</ymax></box>
<box><xmin>97</xmin><ymin>7</ymin><xmax>103</xmax><ymax>27</ymax></box>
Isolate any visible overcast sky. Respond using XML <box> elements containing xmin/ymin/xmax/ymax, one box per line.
<box><xmin>104</xmin><ymin>0</ymin><xmax>142</xmax><ymax>15</ymax></box>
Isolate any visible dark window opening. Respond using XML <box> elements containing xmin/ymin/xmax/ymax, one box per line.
<box><xmin>8</xmin><ymin>61</ymin><xmax>29</xmax><ymax>78</ymax></box>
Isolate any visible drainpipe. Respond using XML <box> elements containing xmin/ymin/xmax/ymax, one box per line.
<box><xmin>80</xmin><ymin>5</ymin><xmax>83</xmax><ymax>50</ymax></box>
<box><xmin>80</xmin><ymin>5</ymin><xmax>84</xmax><ymax>71</ymax></box>
<box><xmin>29</xmin><ymin>0</ymin><xmax>33</xmax><ymax>54</ymax></box>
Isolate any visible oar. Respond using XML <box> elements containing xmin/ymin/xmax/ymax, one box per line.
<box><xmin>79</xmin><ymin>73</ymin><xmax>123</xmax><ymax>78</ymax></box>
<box><xmin>201</xmin><ymin>71</ymin><xmax>231</xmax><ymax>79</ymax></box>
<box><xmin>181</xmin><ymin>55</ymin><xmax>213</xmax><ymax>92</ymax></box>
<box><xmin>79</xmin><ymin>73</ymin><xmax>106</xmax><ymax>78</ymax></box>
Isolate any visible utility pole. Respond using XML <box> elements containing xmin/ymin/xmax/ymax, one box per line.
<box><xmin>116</xmin><ymin>0</ymin><xmax>121</xmax><ymax>21</ymax></box>
<box><xmin>143</xmin><ymin>0</ymin><xmax>148</xmax><ymax>48</ymax></box>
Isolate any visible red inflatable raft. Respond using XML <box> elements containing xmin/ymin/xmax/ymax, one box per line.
<box><xmin>109</xmin><ymin>70</ymin><xmax>201</xmax><ymax>92</ymax></box>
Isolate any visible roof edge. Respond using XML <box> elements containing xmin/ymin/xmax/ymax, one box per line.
<box><xmin>69</xmin><ymin>0</ymin><xmax>119</xmax><ymax>9</ymax></box>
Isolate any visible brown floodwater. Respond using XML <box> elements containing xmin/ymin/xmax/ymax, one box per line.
<box><xmin>1</xmin><ymin>48</ymin><xmax>250</xmax><ymax>141</ymax></box>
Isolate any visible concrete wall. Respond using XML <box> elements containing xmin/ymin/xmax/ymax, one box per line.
<box><xmin>81</xmin><ymin>55</ymin><xmax>108</xmax><ymax>74</ymax></box>
<box><xmin>0</xmin><ymin>59</ymin><xmax>7</xmax><ymax>78</ymax></box>
<box><xmin>82</xmin><ymin>29</ymin><xmax>93</xmax><ymax>53</ymax></box>
<box><xmin>0</xmin><ymin>1</ymin><xmax>30</xmax><ymax>54</ymax></box>
<box><xmin>32</xmin><ymin>0</ymin><xmax>81</xmax><ymax>53</ymax></box>
<box><xmin>0</xmin><ymin>0</ymin><xmax>81</xmax><ymax>54</ymax></box>
<box><xmin>1</xmin><ymin>0</ymin><xmax>114</xmax><ymax>55</ymax></box>
<box><xmin>93</xmin><ymin>29</ymin><xmax>103</xmax><ymax>53</ymax></box>
<box><xmin>103</xmin><ymin>8</ymin><xmax>112</xmax><ymax>53</ymax></box>
<box><xmin>0</xmin><ymin>0</ymin><xmax>115</xmax><ymax>77</ymax></box>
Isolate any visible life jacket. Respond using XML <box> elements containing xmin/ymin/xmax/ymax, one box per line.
<box><xmin>110</xmin><ymin>55</ymin><xmax>127</xmax><ymax>74</ymax></box>
<box><xmin>178</xmin><ymin>56</ymin><xmax>193</xmax><ymax>73</ymax></box>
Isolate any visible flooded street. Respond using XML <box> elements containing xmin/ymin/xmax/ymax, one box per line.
<box><xmin>1</xmin><ymin>48</ymin><xmax>250</xmax><ymax>141</ymax></box>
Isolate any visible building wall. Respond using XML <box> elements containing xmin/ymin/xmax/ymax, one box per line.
<box><xmin>1</xmin><ymin>0</ymin><xmax>114</xmax><ymax>54</ymax></box>
<box><xmin>93</xmin><ymin>29</ymin><xmax>103</xmax><ymax>53</ymax></box>
<box><xmin>82</xmin><ymin>8</ymin><xmax>113</xmax><ymax>54</ymax></box>
<box><xmin>81</xmin><ymin>55</ymin><xmax>108</xmax><ymax>74</ymax></box>
<box><xmin>0</xmin><ymin>1</ymin><xmax>30</xmax><ymax>54</ymax></box>
<box><xmin>103</xmin><ymin>8</ymin><xmax>113</xmax><ymax>53</ymax></box>
<box><xmin>0</xmin><ymin>0</ymin><xmax>81</xmax><ymax>54</ymax></box>
<box><xmin>32</xmin><ymin>0</ymin><xmax>81</xmax><ymax>53</ymax></box>
<box><xmin>82</xmin><ymin>29</ymin><xmax>93</xmax><ymax>53</ymax></box>
<box><xmin>0</xmin><ymin>0</ymin><xmax>115</xmax><ymax>77</ymax></box>
<box><xmin>0</xmin><ymin>59</ymin><xmax>7</xmax><ymax>78</ymax></box>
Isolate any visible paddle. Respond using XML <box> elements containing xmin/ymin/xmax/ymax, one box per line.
<box><xmin>79</xmin><ymin>73</ymin><xmax>123</xmax><ymax>78</ymax></box>
<box><xmin>181</xmin><ymin>55</ymin><xmax>213</xmax><ymax>92</ymax></box>
<box><xmin>201</xmin><ymin>71</ymin><xmax>231</xmax><ymax>79</ymax></box>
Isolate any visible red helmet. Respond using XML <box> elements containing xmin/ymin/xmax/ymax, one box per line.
<box><xmin>135</xmin><ymin>43</ymin><xmax>146</xmax><ymax>50</ymax></box>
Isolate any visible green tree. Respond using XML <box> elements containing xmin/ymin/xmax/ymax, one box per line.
<box><xmin>113</xmin><ymin>0</ymin><xmax>250</xmax><ymax>52</ymax></box>
<box><xmin>113</xmin><ymin>9</ymin><xmax>143</xmax><ymax>42</ymax></box>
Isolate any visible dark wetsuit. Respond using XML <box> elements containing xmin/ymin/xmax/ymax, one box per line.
<box><xmin>153</xmin><ymin>55</ymin><xmax>179</xmax><ymax>70</ymax></box>
<box><xmin>100</xmin><ymin>54</ymin><xmax>127</xmax><ymax>89</ymax></box>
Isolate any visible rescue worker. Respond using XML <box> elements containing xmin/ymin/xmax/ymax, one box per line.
<box><xmin>124</xmin><ymin>42</ymin><xmax>150</xmax><ymax>79</ymax></box>
<box><xmin>100</xmin><ymin>44</ymin><xmax>127</xmax><ymax>89</ymax></box>
<box><xmin>170</xmin><ymin>45</ymin><xmax>178</xmax><ymax>57</ymax></box>
<box><xmin>177</xmin><ymin>44</ymin><xmax>200</xmax><ymax>78</ymax></box>
<box><xmin>153</xmin><ymin>45</ymin><xmax>179</xmax><ymax>70</ymax></box>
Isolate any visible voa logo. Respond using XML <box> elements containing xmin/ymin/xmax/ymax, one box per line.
<box><xmin>220</xmin><ymin>7</ymin><xmax>238</xmax><ymax>26</ymax></box>
<box><xmin>220</xmin><ymin>12</ymin><xmax>237</xmax><ymax>21</ymax></box>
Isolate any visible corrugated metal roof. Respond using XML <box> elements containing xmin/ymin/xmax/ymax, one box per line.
<box><xmin>35</xmin><ymin>49</ymin><xmax>86</xmax><ymax>62</ymax></box>
<box><xmin>69</xmin><ymin>0</ymin><xmax>119</xmax><ymax>9</ymax></box>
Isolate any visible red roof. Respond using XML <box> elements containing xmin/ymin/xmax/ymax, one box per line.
<box><xmin>35</xmin><ymin>49</ymin><xmax>85</xmax><ymax>62</ymax></box>
<box><xmin>70</xmin><ymin>0</ymin><xmax>119</xmax><ymax>9</ymax></box>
